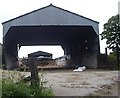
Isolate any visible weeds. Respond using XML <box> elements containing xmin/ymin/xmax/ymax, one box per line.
<box><xmin>1</xmin><ymin>69</ymin><xmax>54</xmax><ymax>97</ymax></box>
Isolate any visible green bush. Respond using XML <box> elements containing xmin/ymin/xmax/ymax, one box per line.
<box><xmin>2</xmin><ymin>79</ymin><xmax>30</xmax><ymax>97</ymax></box>
<box><xmin>115</xmin><ymin>64</ymin><xmax>120</xmax><ymax>70</ymax></box>
<box><xmin>1</xmin><ymin>71</ymin><xmax>54</xmax><ymax>97</ymax></box>
<box><xmin>108</xmin><ymin>52</ymin><xmax>116</xmax><ymax>62</ymax></box>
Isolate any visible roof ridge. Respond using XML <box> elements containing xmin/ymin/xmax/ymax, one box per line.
<box><xmin>2</xmin><ymin>4</ymin><xmax>99</xmax><ymax>24</ymax></box>
<box><xmin>29</xmin><ymin>50</ymin><xmax>52</xmax><ymax>55</ymax></box>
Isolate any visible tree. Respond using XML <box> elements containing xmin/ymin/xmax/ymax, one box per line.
<box><xmin>101</xmin><ymin>14</ymin><xmax>120</xmax><ymax>67</ymax></box>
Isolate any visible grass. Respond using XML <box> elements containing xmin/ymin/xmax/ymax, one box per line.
<box><xmin>1</xmin><ymin>69</ymin><xmax>54</xmax><ymax>97</ymax></box>
<box><xmin>2</xmin><ymin>79</ymin><xmax>30</xmax><ymax>97</ymax></box>
<box><xmin>113</xmin><ymin>64</ymin><xmax>120</xmax><ymax>70</ymax></box>
<box><xmin>2</xmin><ymin>79</ymin><xmax>54</xmax><ymax>97</ymax></box>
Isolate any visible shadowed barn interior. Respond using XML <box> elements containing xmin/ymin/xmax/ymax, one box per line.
<box><xmin>2</xmin><ymin>4</ymin><xmax>100</xmax><ymax>70</ymax></box>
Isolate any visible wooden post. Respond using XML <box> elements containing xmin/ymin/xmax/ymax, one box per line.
<box><xmin>28</xmin><ymin>57</ymin><xmax>39</xmax><ymax>87</ymax></box>
<box><xmin>116</xmin><ymin>44</ymin><xmax>119</xmax><ymax>68</ymax></box>
<box><xmin>105</xmin><ymin>47</ymin><xmax>108</xmax><ymax>58</ymax></box>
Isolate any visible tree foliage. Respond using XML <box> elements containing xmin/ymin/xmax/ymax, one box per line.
<box><xmin>101</xmin><ymin>14</ymin><xmax>120</xmax><ymax>67</ymax></box>
<box><xmin>101</xmin><ymin>14</ymin><xmax>120</xmax><ymax>50</ymax></box>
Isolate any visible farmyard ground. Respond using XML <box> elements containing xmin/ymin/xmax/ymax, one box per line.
<box><xmin>1</xmin><ymin>69</ymin><xmax>119</xmax><ymax>96</ymax></box>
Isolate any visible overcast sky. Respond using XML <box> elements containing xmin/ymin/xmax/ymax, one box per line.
<box><xmin>0</xmin><ymin>0</ymin><xmax>119</xmax><ymax>58</ymax></box>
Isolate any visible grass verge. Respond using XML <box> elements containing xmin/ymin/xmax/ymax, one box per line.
<box><xmin>1</xmin><ymin>70</ymin><xmax>54</xmax><ymax>97</ymax></box>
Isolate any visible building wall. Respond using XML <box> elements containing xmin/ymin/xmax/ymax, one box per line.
<box><xmin>80</xmin><ymin>53</ymin><xmax>98</xmax><ymax>68</ymax></box>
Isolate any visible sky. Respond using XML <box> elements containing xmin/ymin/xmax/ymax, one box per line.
<box><xmin>0</xmin><ymin>0</ymin><xmax>119</xmax><ymax>58</ymax></box>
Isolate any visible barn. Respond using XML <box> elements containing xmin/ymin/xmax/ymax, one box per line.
<box><xmin>2</xmin><ymin>4</ymin><xmax>100</xmax><ymax>69</ymax></box>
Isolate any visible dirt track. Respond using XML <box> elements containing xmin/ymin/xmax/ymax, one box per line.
<box><xmin>1</xmin><ymin>69</ymin><xmax>119</xmax><ymax>96</ymax></box>
<box><xmin>43</xmin><ymin>70</ymin><xmax>119</xmax><ymax>96</ymax></box>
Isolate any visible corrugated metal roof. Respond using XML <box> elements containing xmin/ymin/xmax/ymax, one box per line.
<box><xmin>28</xmin><ymin>51</ymin><xmax>52</xmax><ymax>57</ymax></box>
<box><xmin>2</xmin><ymin>4</ymin><xmax>99</xmax><ymax>36</ymax></box>
<box><xmin>2</xmin><ymin>4</ymin><xmax>99</xmax><ymax>24</ymax></box>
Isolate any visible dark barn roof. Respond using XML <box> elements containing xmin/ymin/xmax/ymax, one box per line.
<box><xmin>28</xmin><ymin>51</ymin><xmax>52</xmax><ymax>58</ymax></box>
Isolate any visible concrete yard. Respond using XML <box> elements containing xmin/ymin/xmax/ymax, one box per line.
<box><xmin>1</xmin><ymin>69</ymin><xmax>119</xmax><ymax>96</ymax></box>
<box><xmin>42</xmin><ymin>70</ymin><xmax>119</xmax><ymax>96</ymax></box>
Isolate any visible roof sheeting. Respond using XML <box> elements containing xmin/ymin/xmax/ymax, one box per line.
<box><xmin>28</xmin><ymin>51</ymin><xmax>52</xmax><ymax>57</ymax></box>
<box><xmin>2</xmin><ymin>4</ymin><xmax>99</xmax><ymax>36</ymax></box>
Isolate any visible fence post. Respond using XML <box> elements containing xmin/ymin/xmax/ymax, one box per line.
<box><xmin>28</xmin><ymin>57</ymin><xmax>39</xmax><ymax>87</ymax></box>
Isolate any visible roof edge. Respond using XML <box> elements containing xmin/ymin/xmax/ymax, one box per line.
<box><xmin>52</xmin><ymin>5</ymin><xmax>99</xmax><ymax>24</ymax></box>
<box><xmin>2</xmin><ymin>4</ymin><xmax>99</xmax><ymax>24</ymax></box>
<box><xmin>2</xmin><ymin>4</ymin><xmax>51</xmax><ymax>24</ymax></box>
<box><xmin>28</xmin><ymin>51</ymin><xmax>52</xmax><ymax>55</ymax></box>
